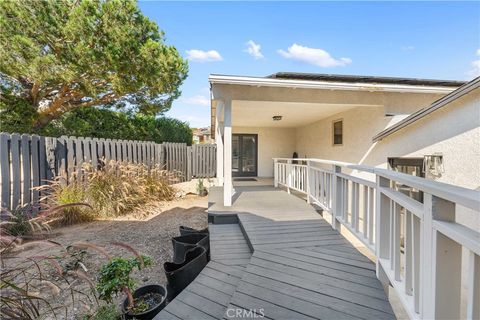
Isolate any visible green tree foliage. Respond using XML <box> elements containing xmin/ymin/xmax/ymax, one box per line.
<box><xmin>38</xmin><ymin>108</ymin><xmax>193</xmax><ymax>144</ymax></box>
<box><xmin>0</xmin><ymin>0</ymin><xmax>188</xmax><ymax>129</ymax></box>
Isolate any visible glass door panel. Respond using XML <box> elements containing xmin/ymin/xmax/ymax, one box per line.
<box><xmin>232</xmin><ymin>135</ymin><xmax>240</xmax><ymax>174</ymax></box>
<box><xmin>242</xmin><ymin>136</ymin><xmax>256</xmax><ymax>174</ymax></box>
<box><xmin>232</xmin><ymin>134</ymin><xmax>257</xmax><ymax>177</ymax></box>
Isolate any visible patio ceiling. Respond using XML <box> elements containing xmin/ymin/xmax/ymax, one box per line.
<box><xmin>231</xmin><ymin>100</ymin><xmax>377</xmax><ymax>128</ymax></box>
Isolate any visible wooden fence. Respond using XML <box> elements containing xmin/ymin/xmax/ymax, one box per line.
<box><xmin>0</xmin><ymin>133</ymin><xmax>216</xmax><ymax>210</ymax></box>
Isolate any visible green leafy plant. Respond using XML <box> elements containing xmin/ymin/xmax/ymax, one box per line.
<box><xmin>96</xmin><ymin>255</ymin><xmax>153</xmax><ymax>310</ymax></box>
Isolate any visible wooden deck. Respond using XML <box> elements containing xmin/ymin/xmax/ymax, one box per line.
<box><xmin>155</xmin><ymin>224</ymin><xmax>251</xmax><ymax>320</ymax></box>
<box><xmin>155</xmin><ymin>186</ymin><xmax>395</xmax><ymax>320</ymax></box>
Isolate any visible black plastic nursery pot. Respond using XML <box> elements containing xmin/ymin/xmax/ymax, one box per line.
<box><xmin>172</xmin><ymin>233</ymin><xmax>210</xmax><ymax>263</ymax></box>
<box><xmin>179</xmin><ymin>225</ymin><xmax>209</xmax><ymax>235</ymax></box>
<box><xmin>122</xmin><ymin>284</ymin><xmax>167</xmax><ymax>320</ymax></box>
<box><xmin>164</xmin><ymin>246</ymin><xmax>208</xmax><ymax>299</ymax></box>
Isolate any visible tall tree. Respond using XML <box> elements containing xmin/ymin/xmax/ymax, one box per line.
<box><xmin>0</xmin><ymin>0</ymin><xmax>188</xmax><ymax>130</ymax></box>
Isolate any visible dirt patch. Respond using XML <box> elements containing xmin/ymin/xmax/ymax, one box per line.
<box><xmin>7</xmin><ymin>194</ymin><xmax>208</xmax><ymax>319</ymax></box>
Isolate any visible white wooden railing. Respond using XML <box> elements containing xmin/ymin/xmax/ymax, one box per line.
<box><xmin>274</xmin><ymin>158</ymin><xmax>480</xmax><ymax>320</ymax></box>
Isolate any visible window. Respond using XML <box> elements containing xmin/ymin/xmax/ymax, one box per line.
<box><xmin>333</xmin><ymin>119</ymin><xmax>343</xmax><ymax>145</ymax></box>
<box><xmin>388</xmin><ymin>157</ymin><xmax>424</xmax><ymax>203</ymax></box>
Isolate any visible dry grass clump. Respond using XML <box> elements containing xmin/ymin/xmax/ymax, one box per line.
<box><xmin>0</xmin><ymin>240</ymin><xmax>98</xmax><ymax>319</ymax></box>
<box><xmin>41</xmin><ymin>160</ymin><xmax>177</xmax><ymax>223</ymax></box>
<box><xmin>0</xmin><ymin>205</ymin><xmax>98</xmax><ymax>319</ymax></box>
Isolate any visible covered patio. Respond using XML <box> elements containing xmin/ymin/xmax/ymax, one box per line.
<box><xmin>210</xmin><ymin>73</ymin><xmax>453</xmax><ymax>207</ymax></box>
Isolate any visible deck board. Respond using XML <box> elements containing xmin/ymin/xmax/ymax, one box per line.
<box><xmin>156</xmin><ymin>186</ymin><xmax>395</xmax><ymax>320</ymax></box>
<box><xmin>155</xmin><ymin>224</ymin><xmax>252</xmax><ymax>320</ymax></box>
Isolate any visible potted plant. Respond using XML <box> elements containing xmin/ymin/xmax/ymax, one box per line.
<box><xmin>196</xmin><ymin>179</ymin><xmax>208</xmax><ymax>197</ymax></box>
<box><xmin>96</xmin><ymin>254</ymin><xmax>167</xmax><ymax>320</ymax></box>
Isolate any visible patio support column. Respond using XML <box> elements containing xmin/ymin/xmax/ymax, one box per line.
<box><xmin>215</xmin><ymin>101</ymin><xmax>224</xmax><ymax>186</ymax></box>
<box><xmin>223</xmin><ymin>100</ymin><xmax>233</xmax><ymax>206</ymax></box>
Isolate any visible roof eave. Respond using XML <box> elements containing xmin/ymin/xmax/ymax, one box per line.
<box><xmin>373</xmin><ymin>77</ymin><xmax>480</xmax><ymax>142</ymax></box>
<box><xmin>209</xmin><ymin>74</ymin><xmax>456</xmax><ymax>94</ymax></box>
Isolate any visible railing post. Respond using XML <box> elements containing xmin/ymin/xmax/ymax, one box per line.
<box><xmin>306</xmin><ymin>160</ymin><xmax>311</xmax><ymax>204</ymax></box>
<box><xmin>331</xmin><ymin>165</ymin><xmax>342</xmax><ymax>230</ymax></box>
<box><xmin>421</xmin><ymin>194</ymin><xmax>460</xmax><ymax>320</ymax></box>
<box><xmin>375</xmin><ymin>175</ymin><xmax>391</xmax><ymax>292</ymax></box>
<box><xmin>287</xmin><ymin>159</ymin><xmax>292</xmax><ymax>194</ymax></box>
<box><xmin>274</xmin><ymin>159</ymin><xmax>278</xmax><ymax>188</ymax></box>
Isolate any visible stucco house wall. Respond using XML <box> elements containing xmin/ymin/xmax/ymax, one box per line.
<box><xmin>295</xmin><ymin>89</ymin><xmax>480</xmax><ymax>190</ymax></box>
<box><xmin>373</xmin><ymin>90</ymin><xmax>479</xmax><ymax>189</ymax></box>
<box><xmin>233</xmin><ymin>126</ymin><xmax>296</xmax><ymax>177</ymax></box>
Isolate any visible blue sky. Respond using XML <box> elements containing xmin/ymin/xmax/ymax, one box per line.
<box><xmin>138</xmin><ymin>1</ymin><xmax>480</xmax><ymax>128</ymax></box>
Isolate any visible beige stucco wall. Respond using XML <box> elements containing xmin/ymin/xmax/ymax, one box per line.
<box><xmin>374</xmin><ymin>91</ymin><xmax>480</xmax><ymax>189</ymax></box>
<box><xmin>233</xmin><ymin>126</ymin><xmax>296</xmax><ymax>177</ymax></box>
<box><xmin>295</xmin><ymin>90</ymin><xmax>480</xmax><ymax>190</ymax></box>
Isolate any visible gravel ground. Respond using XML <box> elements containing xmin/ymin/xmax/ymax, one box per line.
<box><xmin>8</xmin><ymin>194</ymin><xmax>208</xmax><ymax>319</ymax></box>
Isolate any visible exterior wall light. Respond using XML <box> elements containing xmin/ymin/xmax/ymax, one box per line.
<box><xmin>273</xmin><ymin>115</ymin><xmax>282</xmax><ymax>121</ymax></box>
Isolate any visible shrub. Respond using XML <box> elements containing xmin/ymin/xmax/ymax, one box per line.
<box><xmin>97</xmin><ymin>256</ymin><xmax>153</xmax><ymax>306</ymax></box>
<box><xmin>96</xmin><ymin>243</ymin><xmax>153</xmax><ymax>312</ymax></box>
<box><xmin>43</xmin><ymin>160</ymin><xmax>176</xmax><ymax>221</ymax></box>
<box><xmin>1</xmin><ymin>106</ymin><xmax>194</xmax><ymax>145</ymax></box>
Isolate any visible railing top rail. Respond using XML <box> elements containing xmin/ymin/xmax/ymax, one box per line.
<box><xmin>274</xmin><ymin>157</ymin><xmax>480</xmax><ymax>211</ymax></box>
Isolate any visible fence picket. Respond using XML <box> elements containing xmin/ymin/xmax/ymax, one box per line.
<box><xmin>0</xmin><ymin>133</ymin><xmax>216</xmax><ymax>210</ymax></box>
<box><xmin>11</xmin><ymin>134</ymin><xmax>21</xmax><ymax>208</ymax></box>
<box><xmin>31</xmin><ymin>135</ymin><xmax>40</xmax><ymax>206</ymax></box>
<box><xmin>21</xmin><ymin>134</ymin><xmax>31</xmax><ymax>206</ymax></box>
<box><xmin>1</xmin><ymin>133</ymin><xmax>11</xmax><ymax>209</ymax></box>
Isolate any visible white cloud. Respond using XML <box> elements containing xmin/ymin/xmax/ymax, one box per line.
<box><xmin>181</xmin><ymin>95</ymin><xmax>210</xmax><ymax>106</ymax></box>
<box><xmin>244</xmin><ymin>40</ymin><xmax>264</xmax><ymax>59</ymax></box>
<box><xmin>186</xmin><ymin>49</ymin><xmax>223</xmax><ymax>62</ymax></box>
<box><xmin>401</xmin><ymin>45</ymin><xmax>415</xmax><ymax>51</ymax></box>
<box><xmin>278</xmin><ymin>44</ymin><xmax>351</xmax><ymax>67</ymax></box>
<box><xmin>467</xmin><ymin>49</ymin><xmax>480</xmax><ymax>79</ymax></box>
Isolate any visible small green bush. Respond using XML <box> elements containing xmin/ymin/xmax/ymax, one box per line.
<box><xmin>97</xmin><ymin>255</ymin><xmax>153</xmax><ymax>311</ymax></box>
